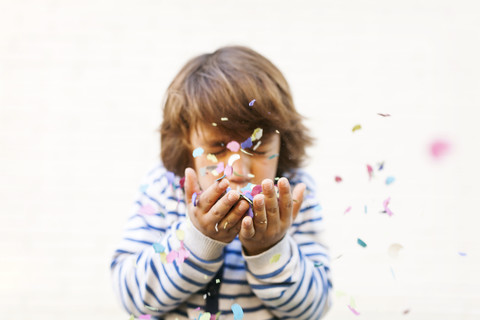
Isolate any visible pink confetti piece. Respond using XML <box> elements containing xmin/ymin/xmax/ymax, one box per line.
<box><xmin>139</xmin><ymin>315</ymin><xmax>152</xmax><ymax>320</ymax></box>
<box><xmin>177</xmin><ymin>247</ymin><xmax>189</xmax><ymax>264</ymax></box>
<box><xmin>226</xmin><ymin>141</ymin><xmax>240</xmax><ymax>152</ymax></box>
<box><xmin>195</xmin><ymin>307</ymin><xmax>201</xmax><ymax>311</ymax></box>
<box><xmin>431</xmin><ymin>139</ymin><xmax>451</xmax><ymax>159</ymax></box>
<box><xmin>249</xmin><ymin>99</ymin><xmax>256</xmax><ymax>106</ymax></box>
<box><xmin>348</xmin><ymin>305</ymin><xmax>360</xmax><ymax>315</ymax></box>
<box><xmin>216</xmin><ymin>162</ymin><xmax>225</xmax><ymax>173</ymax></box>
<box><xmin>139</xmin><ymin>203</ymin><xmax>156</xmax><ymax>215</ymax></box>
<box><xmin>166</xmin><ymin>251</ymin><xmax>178</xmax><ymax>263</ymax></box>
<box><xmin>224</xmin><ymin>165</ymin><xmax>233</xmax><ymax>177</ymax></box>
<box><xmin>335</xmin><ymin>176</ymin><xmax>342</xmax><ymax>183</ymax></box>
<box><xmin>179</xmin><ymin>176</ymin><xmax>185</xmax><ymax>188</ymax></box>
<box><xmin>367</xmin><ymin>164</ymin><xmax>373</xmax><ymax>180</ymax></box>
<box><xmin>383</xmin><ymin>197</ymin><xmax>393</xmax><ymax>216</ymax></box>
<box><xmin>193</xmin><ymin>147</ymin><xmax>204</xmax><ymax>158</ymax></box>
<box><xmin>251</xmin><ymin>185</ymin><xmax>262</xmax><ymax>196</ymax></box>
<box><xmin>344</xmin><ymin>206</ymin><xmax>352</xmax><ymax>214</ymax></box>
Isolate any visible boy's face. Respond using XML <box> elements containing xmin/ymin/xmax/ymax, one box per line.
<box><xmin>189</xmin><ymin>123</ymin><xmax>280</xmax><ymax>191</ymax></box>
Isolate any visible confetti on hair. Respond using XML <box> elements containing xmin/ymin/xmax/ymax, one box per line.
<box><xmin>166</xmin><ymin>171</ymin><xmax>175</xmax><ymax>185</ymax></box>
<box><xmin>221</xmin><ymin>117</ymin><xmax>229</xmax><ymax>121</ymax></box>
<box><xmin>357</xmin><ymin>238</ymin><xmax>367</xmax><ymax>248</ymax></box>
<box><xmin>139</xmin><ymin>315</ymin><xmax>152</xmax><ymax>320</ymax></box>
<box><xmin>383</xmin><ymin>197</ymin><xmax>393</xmax><ymax>216</ymax></box>
<box><xmin>386</xmin><ymin>176</ymin><xmax>395</xmax><ymax>185</ymax></box>
<box><xmin>212</xmin><ymin>122</ymin><xmax>217</xmax><ymax>126</ymax></box>
<box><xmin>352</xmin><ymin>124</ymin><xmax>362</xmax><ymax>132</ymax></box>
<box><xmin>431</xmin><ymin>139</ymin><xmax>451</xmax><ymax>159</ymax></box>
<box><xmin>207</xmin><ymin>153</ymin><xmax>218</xmax><ymax>163</ymax></box>
<box><xmin>275</xmin><ymin>129</ymin><xmax>280</xmax><ymax>134</ymax></box>
<box><xmin>377</xmin><ymin>113</ymin><xmax>391</xmax><ymax>117</ymax></box>
<box><xmin>268</xmin><ymin>153</ymin><xmax>279</xmax><ymax>160</ymax></box>
<box><xmin>252</xmin><ymin>141</ymin><xmax>262</xmax><ymax>151</ymax></box>
<box><xmin>226</xmin><ymin>141</ymin><xmax>240</xmax><ymax>152</ymax></box>
<box><xmin>251</xmin><ymin>128</ymin><xmax>263</xmax><ymax>141</ymax></box>
<box><xmin>270</xmin><ymin>253</ymin><xmax>281</xmax><ymax>263</ymax></box>
<box><xmin>335</xmin><ymin>176</ymin><xmax>342</xmax><ymax>183</ymax></box>
<box><xmin>231</xmin><ymin>303</ymin><xmax>244</xmax><ymax>320</ymax></box>
<box><xmin>139</xmin><ymin>203</ymin><xmax>156</xmax><ymax>215</ymax></box>
<box><xmin>179</xmin><ymin>176</ymin><xmax>185</xmax><ymax>188</ymax></box>
<box><xmin>153</xmin><ymin>243</ymin><xmax>165</xmax><ymax>253</ymax></box>
<box><xmin>348</xmin><ymin>305</ymin><xmax>360</xmax><ymax>315</ymax></box>
<box><xmin>241</xmin><ymin>137</ymin><xmax>253</xmax><ymax>149</ymax></box>
<box><xmin>249</xmin><ymin>99</ymin><xmax>256</xmax><ymax>107</ymax></box>
<box><xmin>193</xmin><ymin>147</ymin><xmax>204</xmax><ymax>158</ymax></box>
<box><xmin>192</xmin><ymin>192</ymin><xmax>198</xmax><ymax>207</ymax></box>
<box><xmin>344</xmin><ymin>206</ymin><xmax>352</xmax><ymax>214</ymax></box>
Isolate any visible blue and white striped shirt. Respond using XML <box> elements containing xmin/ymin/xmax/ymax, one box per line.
<box><xmin>111</xmin><ymin>163</ymin><xmax>332</xmax><ymax>319</ymax></box>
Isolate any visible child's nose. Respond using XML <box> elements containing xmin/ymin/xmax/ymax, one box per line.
<box><xmin>229</xmin><ymin>155</ymin><xmax>251</xmax><ymax>182</ymax></box>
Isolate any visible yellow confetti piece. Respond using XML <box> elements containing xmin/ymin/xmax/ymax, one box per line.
<box><xmin>159</xmin><ymin>252</ymin><xmax>167</xmax><ymax>264</ymax></box>
<box><xmin>207</xmin><ymin>153</ymin><xmax>218</xmax><ymax>163</ymax></box>
<box><xmin>129</xmin><ymin>314</ymin><xmax>134</xmax><ymax>320</ymax></box>
<box><xmin>251</xmin><ymin>128</ymin><xmax>263</xmax><ymax>141</ymax></box>
<box><xmin>176</xmin><ymin>229</ymin><xmax>185</xmax><ymax>241</ymax></box>
<box><xmin>270</xmin><ymin>253</ymin><xmax>281</xmax><ymax>263</ymax></box>
<box><xmin>199</xmin><ymin>312</ymin><xmax>211</xmax><ymax>320</ymax></box>
<box><xmin>352</xmin><ymin>124</ymin><xmax>362</xmax><ymax>132</ymax></box>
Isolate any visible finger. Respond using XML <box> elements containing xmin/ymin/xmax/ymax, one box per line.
<box><xmin>239</xmin><ymin>216</ymin><xmax>255</xmax><ymax>239</ymax></box>
<box><xmin>292</xmin><ymin>183</ymin><xmax>306</xmax><ymax>222</ymax></box>
<box><xmin>262</xmin><ymin>179</ymin><xmax>279</xmax><ymax>220</ymax></box>
<box><xmin>217</xmin><ymin>199</ymin><xmax>250</xmax><ymax>231</ymax></box>
<box><xmin>184</xmin><ymin>167</ymin><xmax>201</xmax><ymax>206</ymax></box>
<box><xmin>277</xmin><ymin>177</ymin><xmax>293</xmax><ymax>222</ymax></box>
<box><xmin>252</xmin><ymin>194</ymin><xmax>267</xmax><ymax>232</ymax></box>
<box><xmin>197</xmin><ymin>177</ymin><xmax>230</xmax><ymax>212</ymax></box>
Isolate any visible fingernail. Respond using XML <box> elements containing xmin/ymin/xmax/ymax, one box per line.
<box><xmin>219</xmin><ymin>179</ymin><xmax>229</xmax><ymax>189</ymax></box>
<box><xmin>258</xmin><ymin>197</ymin><xmax>264</xmax><ymax>206</ymax></box>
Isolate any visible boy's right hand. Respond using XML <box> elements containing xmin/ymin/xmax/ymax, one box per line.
<box><xmin>184</xmin><ymin>167</ymin><xmax>250</xmax><ymax>243</ymax></box>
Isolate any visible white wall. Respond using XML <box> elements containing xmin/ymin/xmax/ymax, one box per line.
<box><xmin>1</xmin><ymin>0</ymin><xmax>479</xmax><ymax>319</ymax></box>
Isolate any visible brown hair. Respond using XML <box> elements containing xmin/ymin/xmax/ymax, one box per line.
<box><xmin>160</xmin><ymin>46</ymin><xmax>314</xmax><ymax>177</ymax></box>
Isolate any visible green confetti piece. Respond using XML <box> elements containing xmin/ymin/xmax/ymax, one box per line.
<box><xmin>357</xmin><ymin>238</ymin><xmax>367</xmax><ymax>248</ymax></box>
<box><xmin>270</xmin><ymin>253</ymin><xmax>281</xmax><ymax>263</ymax></box>
<box><xmin>268</xmin><ymin>153</ymin><xmax>279</xmax><ymax>160</ymax></box>
<box><xmin>145</xmin><ymin>305</ymin><xmax>160</xmax><ymax>311</ymax></box>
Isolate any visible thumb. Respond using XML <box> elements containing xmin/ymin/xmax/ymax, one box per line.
<box><xmin>292</xmin><ymin>183</ymin><xmax>306</xmax><ymax>222</ymax></box>
<box><xmin>184</xmin><ymin>167</ymin><xmax>201</xmax><ymax>205</ymax></box>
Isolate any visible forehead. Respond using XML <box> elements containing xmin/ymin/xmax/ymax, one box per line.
<box><xmin>190</xmin><ymin>123</ymin><xmax>276</xmax><ymax>144</ymax></box>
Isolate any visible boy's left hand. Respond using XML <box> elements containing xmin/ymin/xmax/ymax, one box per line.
<box><xmin>239</xmin><ymin>177</ymin><xmax>306</xmax><ymax>256</ymax></box>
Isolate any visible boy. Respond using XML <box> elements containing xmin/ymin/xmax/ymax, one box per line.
<box><xmin>111</xmin><ymin>46</ymin><xmax>332</xmax><ymax>319</ymax></box>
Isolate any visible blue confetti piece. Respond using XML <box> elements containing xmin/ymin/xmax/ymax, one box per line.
<box><xmin>357</xmin><ymin>238</ymin><xmax>367</xmax><ymax>248</ymax></box>
<box><xmin>153</xmin><ymin>242</ymin><xmax>165</xmax><ymax>253</ymax></box>
<box><xmin>231</xmin><ymin>303</ymin><xmax>244</xmax><ymax>320</ymax></box>
<box><xmin>192</xmin><ymin>192</ymin><xmax>198</xmax><ymax>207</ymax></box>
<box><xmin>458</xmin><ymin>252</ymin><xmax>467</xmax><ymax>256</ymax></box>
<box><xmin>139</xmin><ymin>184</ymin><xmax>148</xmax><ymax>193</ymax></box>
<box><xmin>241</xmin><ymin>137</ymin><xmax>252</xmax><ymax>149</ymax></box>
<box><xmin>166</xmin><ymin>171</ymin><xmax>175</xmax><ymax>185</ymax></box>
<box><xmin>240</xmin><ymin>183</ymin><xmax>254</xmax><ymax>193</ymax></box>
<box><xmin>314</xmin><ymin>204</ymin><xmax>322</xmax><ymax>212</ymax></box>
<box><xmin>268</xmin><ymin>153</ymin><xmax>279</xmax><ymax>160</ymax></box>
<box><xmin>386</xmin><ymin>176</ymin><xmax>395</xmax><ymax>185</ymax></box>
<box><xmin>249</xmin><ymin>99</ymin><xmax>256</xmax><ymax>107</ymax></box>
<box><xmin>364</xmin><ymin>205</ymin><xmax>367</xmax><ymax>214</ymax></box>
<box><xmin>193</xmin><ymin>147</ymin><xmax>204</xmax><ymax>158</ymax></box>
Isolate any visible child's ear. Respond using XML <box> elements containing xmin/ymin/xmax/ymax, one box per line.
<box><xmin>184</xmin><ymin>167</ymin><xmax>201</xmax><ymax>203</ymax></box>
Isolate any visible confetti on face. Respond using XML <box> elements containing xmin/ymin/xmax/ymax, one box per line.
<box><xmin>240</xmin><ymin>148</ymin><xmax>253</xmax><ymax>156</ymax></box>
<box><xmin>348</xmin><ymin>305</ymin><xmax>360</xmax><ymax>315</ymax></box>
<box><xmin>216</xmin><ymin>162</ymin><xmax>225</xmax><ymax>173</ymax></box>
<box><xmin>270</xmin><ymin>253</ymin><xmax>281</xmax><ymax>263</ymax></box>
<box><xmin>207</xmin><ymin>153</ymin><xmax>218</xmax><ymax>163</ymax></box>
<box><xmin>153</xmin><ymin>243</ymin><xmax>165</xmax><ymax>253</ymax></box>
<box><xmin>193</xmin><ymin>147</ymin><xmax>204</xmax><ymax>158</ymax></box>
<box><xmin>386</xmin><ymin>176</ymin><xmax>395</xmax><ymax>185</ymax></box>
<box><xmin>226</xmin><ymin>141</ymin><xmax>240</xmax><ymax>152</ymax></box>
<box><xmin>268</xmin><ymin>153</ymin><xmax>279</xmax><ymax>160</ymax></box>
<box><xmin>249</xmin><ymin>99</ymin><xmax>256</xmax><ymax>107</ymax></box>
<box><xmin>357</xmin><ymin>238</ymin><xmax>367</xmax><ymax>248</ymax></box>
<box><xmin>352</xmin><ymin>124</ymin><xmax>362</xmax><ymax>132</ymax></box>
<box><xmin>241</xmin><ymin>137</ymin><xmax>253</xmax><ymax>149</ymax></box>
<box><xmin>335</xmin><ymin>176</ymin><xmax>342</xmax><ymax>183</ymax></box>
<box><xmin>252</xmin><ymin>141</ymin><xmax>262</xmax><ymax>151</ymax></box>
<box><xmin>251</xmin><ymin>128</ymin><xmax>263</xmax><ymax>141</ymax></box>
<box><xmin>227</xmin><ymin>154</ymin><xmax>240</xmax><ymax>166</ymax></box>
<box><xmin>231</xmin><ymin>303</ymin><xmax>244</xmax><ymax>320</ymax></box>
<box><xmin>431</xmin><ymin>139</ymin><xmax>451</xmax><ymax>159</ymax></box>
<box><xmin>224</xmin><ymin>165</ymin><xmax>233</xmax><ymax>177</ymax></box>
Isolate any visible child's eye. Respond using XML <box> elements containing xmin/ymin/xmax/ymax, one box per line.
<box><xmin>211</xmin><ymin>148</ymin><xmax>227</xmax><ymax>156</ymax></box>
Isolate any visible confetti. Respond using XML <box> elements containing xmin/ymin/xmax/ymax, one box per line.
<box><xmin>207</xmin><ymin>153</ymin><xmax>218</xmax><ymax>163</ymax></box>
<box><xmin>199</xmin><ymin>312</ymin><xmax>211</xmax><ymax>320</ymax></box>
<box><xmin>247</xmin><ymin>207</ymin><xmax>254</xmax><ymax>218</ymax></box>
<box><xmin>386</xmin><ymin>176</ymin><xmax>395</xmax><ymax>185</ymax></box>
<box><xmin>145</xmin><ymin>305</ymin><xmax>161</xmax><ymax>311</ymax></box>
<box><xmin>193</xmin><ymin>147</ymin><xmax>204</xmax><ymax>158</ymax></box>
<box><xmin>377</xmin><ymin>113</ymin><xmax>391</xmax><ymax>117</ymax></box>
<box><xmin>252</xmin><ymin>141</ymin><xmax>262</xmax><ymax>150</ymax></box>
<box><xmin>378</xmin><ymin>162</ymin><xmax>385</xmax><ymax>170</ymax></box>
<box><xmin>139</xmin><ymin>315</ymin><xmax>151</xmax><ymax>320</ymax></box>
<box><xmin>367</xmin><ymin>164</ymin><xmax>373</xmax><ymax>180</ymax></box>
<box><xmin>352</xmin><ymin>124</ymin><xmax>362</xmax><ymax>132</ymax></box>
<box><xmin>270</xmin><ymin>253</ymin><xmax>281</xmax><ymax>263</ymax></box>
<box><xmin>166</xmin><ymin>251</ymin><xmax>178</xmax><ymax>264</ymax></box>
<box><xmin>226</xmin><ymin>141</ymin><xmax>240</xmax><ymax>152</ymax></box>
<box><xmin>344</xmin><ymin>206</ymin><xmax>352</xmax><ymax>214</ymax></box>
<box><xmin>179</xmin><ymin>176</ymin><xmax>185</xmax><ymax>188</ymax></box>
<box><xmin>215</xmin><ymin>278</ymin><xmax>221</xmax><ymax>284</ymax></box>
<box><xmin>314</xmin><ymin>262</ymin><xmax>324</xmax><ymax>267</ymax></box>
<box><xmin>357</xmin><ymin>238</ymin><xmax>367</xmax><ymax>248</ymax></box>
<box><xmin>249</xmin><ymin>99</ymin><xmax>256</xmax><ymax>107</ymax></box>
<box><xmin>139</xmin><ymin>184</ymin><xmax>148</xmax><ymax>192</ymax></box>
<box><xmin>166</xmin><ymin>171</ymin><xmax>175</xmax><ymax>185</ymax></box>
<box><xmin>224</xmin><ymin>166</ymin><xmax>233</xmax><ymax>177</ymax></box>
<box><xmin>212</xmin><ymin>122</ymin><xmax>217</xmax><ymax>126</ymax></box>
<box><xmin>231</xmin><ymin>303</ymin><xmax>244</xmax><ymax>320</ymax></box>
<box><xmin>314</xmin><ymin>204</ymin><xmax>322</xmax><ymax>211</ymax></box>
<box><xmin>431</xmin><ymin>139</ymin><xmax>451</xmax><ymax>159</ymax></box>
<box><xmin>129</xmin><ymin>314</ymin><xmax>135</xmax><ymax>320</ymax></box>
<box><xmin>240</xmin><ymin>148</ymin><xmax>253</xmax><ymax>156</ymax></box>
<box><xmin>139</xmin><ymin>204</ymin><xmax>156</xmax><ymax>215</ymax></box>
<box><xmin>221</xmin><ymin>117</ymin><xmax>229</xmax><ymax>121</ymax></box>
<box><xmin>176</xmin><ymin>229</ymin><xmax>185</xmax><ymax>241</ymax></box>
<box><xmin>251</xmin><ymin>128</ymin><xmax>263</xmax><ymax>141</ymax></box>
<box><xmin>251</xmin><ymin>185</ymin><xmax>262</xmax><ymax>196</ymax></box>
<box><xmin>241</xmin><ymin>137</ymin><xmax>253</xmax><ymax>149</ymax></box>
<box><xmin>153</xmin><ymin>243</ymin><xmax>165</xmax><ymax>253</ymax></box>
<box><xmin>159</xmin><ymin>252</ymin><xmax>167</xmax><ymax>263</ymax></box>
<box><xmin>390</xmin><ymin>266</ymin><xmax>396</xmax><ymax>279</ymax></box>
<box><xmin>387</xmin><ymin>244</ymin><xmax>403</xmax><ymax>259</ymax></box>
<box><xmin>458</xmin><ymin>252</ymin><xmax>467</xmax><ymax>257</ymax></box>
<box><xmin>192</xmin><ymin>192</ymin><xmax>198</xmax><ymax>207</ymax></box>
<box><xmin>335</xmin><ymin>176</ymin><xmax>342</xmax><ymax>183</ymax></box>
<box><xmin>228</xmin><ymin>154</ymin><xmax>240</xmax><ymax>166</ymax></box>
<box><xmin>215</xmin><ymin>311</ymin><xmax>222</xmax><ymax>319</ymax></box>
<box><xmin>348</xmin><ymin>305</ymin><xmax>360</xmax><ymax>315</ymax></box>
<box><xmin>383</xmin><ymin>197</ymin><xmax>393</xmax><ymax>216</ymax></box>
<box><xmin>268</xmin><ymin>153</ymin><xmax>279</xmax><ymax>160</ymax></box>
<box><xmin>364</xmin><ymin>205</ymin><xmax>367</xmax><ymax>214</ymax></box>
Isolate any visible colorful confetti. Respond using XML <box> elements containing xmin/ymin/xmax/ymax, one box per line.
<box><xmin>377</xmin><ymin>113</ymin><xmax>391</xmax><ymax>117</ymax></box>
<box><xmin>221</xmin><ymin>117</ymin><xmax>229</xmax><ymax>121</ymax></box>
<box><xmin>344</xmin><ymin>206</ymin><xmax>352</xmax><ymax>214</ymax></box>
<box><xmin>383</xmin><ymin>197</ymin><xmax>393</xmax><ymax>216</ymax></box>
<box><xmin>153</xmin><ymin>243</ymin><xmax>165</xmax><ymax>253</ymax></box>
<box><xmin>192</xmin><ymin>192</ymin><xmax>198</xmax><ymax>207</ymax></box>
<box><xmin>431</xmin><ymin>139</ymin><xmax>451</xmax><ymax>159</ymax></box>
<box><xmin>231</xmin><ymin>303</ymin><xmax>244</xmax><ymax>320</ymax></box>
<box><xmin>176</xmin><ymin>229</ymin><xmax>185</xmax><ymax>241</ymax></box>
<box><xmin>314</xmin><ymin>262</ymin><xmax>324</xmax><ymax>267</ymax></box>
<box><xmin>226</xmin><ymin>141</ymin><xmax>240</xmax><ymax>152</ymax></box>
<box><xmin>388</xmin><ymin>243</ymin><xmax>404</xmax><ymax>259</ymax></box>
<box><xmin>335</xmin><ymin>176</ymin><xmax>342</xmax><ymax>183</ymax></box>
<box><xmin>348</xmin><ymin>305</ymin><xmax>360</xmax><ymax>315</ymax></box>
<box><xmin>378</xmin><ymin>162</ymin><xmax>385</xmax><ymax>170</ymax></box>
<box><xmin>145</xmin><ymin>305</ymin><xmax>161</xmax><ymax>311</ymax></box>
<box><xmin>139</xmin><ymin>204</ymin><xmax>156</xmax><ymax>215</ymax></box>
<box><xmin>207</xmin><ymin>153</ymin><xmax>218</xmax><ymax>163</ymax></box>
<box><xmin>357</xmin><ymin>238</ymin><xmax>367</xmax><ymax>248</ymax></box>
<box><xmin>458</xmin><ymin>252</ymin><xmax>467</xmax><ymax>257</ymax></box>
<box><xmin>251</xmin><ymin>185</ymin><xmax>262</xmax><ymax>196</ymax></box>
<box><xmin>166</xmin><ymin>171</ymin><xmax>175</xmax><ymax>185</ymax></box>
<box><xmin>199</xmin><ymin>312</ymin><xmax>211</xmax><ymax>320</ymax></box>
<box><xmin>241</xmin><ymin>137</ymin><xmax>253</xmax><ymax>149</ymax></box>
<box><xmin>227</xmin><ymin>154</ymin><xmax>240</xmax><ymax>166</ymax></box>
<box><xmin>193</xmin><ymin>147</ymin><xmax>204</xmax><ymax>158</ymax></box>
<box><xmin>224</xmin><ymin>165</ymin><xmax>233</xmax><ymax>177</ymax></box>
<box><xmin>139</xmin><ymin>315</ymin><xmax>151</xmax><ymax>320</ymax></box>
<box><xmin>366</xmin><ymin>164</ymin><xmax>373</xmax><ymax>180</ymax></box>
<box><xmin>270</xmin><ymin>253</ymin><xmax>281</xmax><ymax>263</ymax></box>
<box><xmin>386</xmin><ymin>176</ymin><xmax>395</xmax><ymax>185</ymax></box>
<box><xmin>251</xmin><ymin>128</ymin><xmax>263</xmax><ymax>141</ymax></box>
<box><xmin>352</xmin><ymin>124</ymin><xmax>362</xmax><ymax>132</ymax></box>
<box><xmin>268</xmin><ymin>153</ymin><xmax>279</xmax><ymax>160</ymax></box>
<box><xmin>249</xmin><ymin>99</ymin><xmax>256</xmax><ymax>107</ymax></box>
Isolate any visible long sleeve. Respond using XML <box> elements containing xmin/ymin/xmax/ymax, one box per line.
<box><xmin>110</xmin><ymin>165</ymin><xmax>228</xmax><ymax>318</ymax></box>
<box><xmin>243</xmin><ymin>171</ymin><xmax>332</xmax><ymax>319</ymax></box>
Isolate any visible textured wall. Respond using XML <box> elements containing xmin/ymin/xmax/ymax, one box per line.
<box><xmin>1</xmin><ymin>0</ymin><xmax>479</xmax><ymax>319</ymax></box>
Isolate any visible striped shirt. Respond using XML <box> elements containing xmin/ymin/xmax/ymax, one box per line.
<box><xmin>111</xmin><ymin>163</ymin><xmax>332</xmax><ymax>320</ymax></box>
